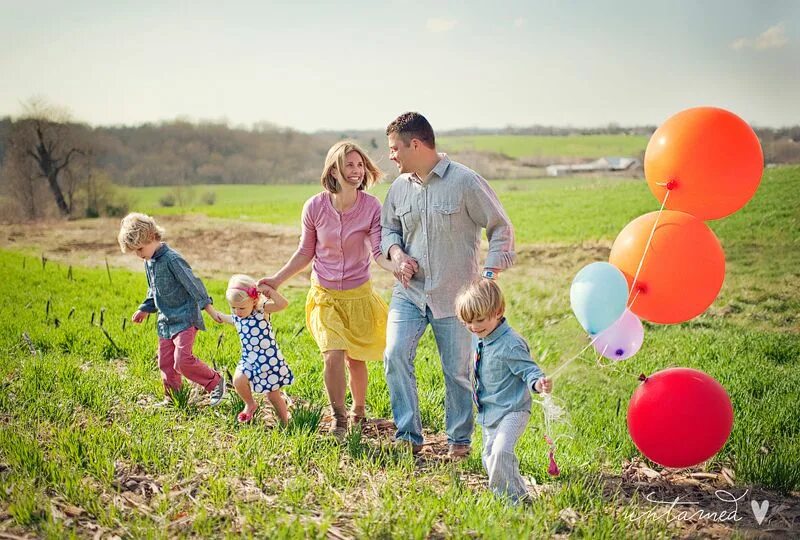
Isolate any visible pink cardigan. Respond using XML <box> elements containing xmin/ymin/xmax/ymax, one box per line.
<box><xmin>297</xmin><ymin>191</ymin><xmax>383</xmax><ymax>290</ymax></box>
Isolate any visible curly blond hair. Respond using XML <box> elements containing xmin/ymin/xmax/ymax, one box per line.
<box><xmin>117</xmin><ymin>213</ymin><xmax>165</xmax><ymax>253</ymax></box>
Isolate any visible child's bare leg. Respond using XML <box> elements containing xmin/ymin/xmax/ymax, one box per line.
<box><xmin>233</xmin><ymin>368</ymin><xmax>257</xmax><ymax>415</ymax></box>
<box><xmin>266</xmin><ymin>390</ymin><xmax>290</xmax><ymax>425</ymax></box>
<box><xmin>346</xmin><ymin>356</ymin><xmax>368</xmax><ymax>420</ymax></box>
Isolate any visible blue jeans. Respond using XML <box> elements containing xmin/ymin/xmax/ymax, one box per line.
<box><xmin>384</xmin><ymin>294</ymin><xmax>475</xmax><ymax>446</ymax></box>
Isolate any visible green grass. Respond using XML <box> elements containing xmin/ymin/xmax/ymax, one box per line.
<box><xmin>1</xmin><ymin>166</ymin><xmax>798</xmax><ymax>537</ymax></box>
<box><xmin>438</xmin><ymin>134</ymin><xmax>649</xmax><ymax>159</ymax></box>
<box><xmin>129</xmin><ymin>166</ymin><xmax>799</xmax><ymax>247</ymax></box>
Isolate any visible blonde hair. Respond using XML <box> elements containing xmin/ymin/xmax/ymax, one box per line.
<box><xmin>118</xmin><ymin>212</ymin><xmax>165</xmax><ymax>253</ymax></box>
<box><xmin>320</xmin><ymin>141</ymin><xmax>384</xmax><ymax>193</ymax></box>
<box><xmin>455</xmin><ymin>279</ymin><xmax>506</xmax><ymax>323</ymax></box>
<box><xmin>225</xmin><ymin>274</ymin><xmax>263</xmax><ymax>309</ymax></box>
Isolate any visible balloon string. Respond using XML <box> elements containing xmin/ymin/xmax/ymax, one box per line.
<box><xmin>549</xmin><ymin>333</ymin><xmax>601</xmax><ymax>379</ymax></box>
<box><xmin>627</xmin><ymin>188</ymin><xmax>670</xmax><ymax>309</ymax></box>
<box><xmin>540</xmin><ymin>393</ymin><xmax>562</xmax><ymax>476</ymax></box>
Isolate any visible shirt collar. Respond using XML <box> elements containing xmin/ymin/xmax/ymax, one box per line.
<box><xmin>151</xmin><ymin>242</ymin><xmax>168</xmax><ymax>260</ymax></box>
<box><xmin>480</xmin><ymin>317</ymin><xmax>511</xmax><ymax>345</ymax></box>
<box><xmin>410</xmin><ymin>153</ymin><xmax>451</xmax><ymax>184</ymax></box>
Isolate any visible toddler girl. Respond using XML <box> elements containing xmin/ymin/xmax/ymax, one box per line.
<box><xmin>219</xmin><ymin>274</ymin><xmax>293</xmax><ymax>424</ymax></box>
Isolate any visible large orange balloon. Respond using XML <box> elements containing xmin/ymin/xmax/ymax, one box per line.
<box><xmin>645</xmin><ymin>107</ymin><xmax>763</xmax><ymax>220</ymax></box>
<box><xmin>609</xmin><ymin>210</ymin><xmax>725</xmax><ymax>324</ymax></box>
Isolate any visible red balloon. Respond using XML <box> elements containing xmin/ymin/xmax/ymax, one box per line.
<box><xmin>645</xmin><ymin>107</ymin><xmax>763</xmax><ymax>220</ymax></box>
<box><xmin>609</xmin><ymin>210</ymin><xmax>725</xmax><ymax>324</ymax></box>
<box><xmin>627</xmin><ymin>368</ymin><xmax>733</xmax><ymax>468</ymax></box>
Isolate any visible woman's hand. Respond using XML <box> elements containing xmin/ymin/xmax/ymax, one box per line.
<box><xmin>389</xmin><ymin>246</ymin><xmax>418</xmax><ymax>288</ymax></box>
<box><xmin>258</xmin><ymin>276</ymin><xmax>281</xmax><ymax>290</ymax></box>
<box><xmin>258</xmin><ymin>283</ymin><xmax>276</xmax><ymax>298</ymax></box>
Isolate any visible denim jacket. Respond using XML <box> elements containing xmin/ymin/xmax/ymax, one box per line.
<box><xmin>474</xmin><ymin>318</ymin><xmax>544</xmax><ymax>428</ymax></box>
<box><xmin>137</xmin><ymin>243</ymin><xmax>212</xmax><ymax>339</ymax></box>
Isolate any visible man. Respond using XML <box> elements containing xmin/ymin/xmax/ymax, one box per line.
<box><xmin>381</xmin><ymin>112</ymin><xmax>516</xmax><ymax>458</ymax></box>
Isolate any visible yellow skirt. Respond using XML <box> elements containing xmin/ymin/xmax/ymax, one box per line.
<box><xmin>305</xmin><ymin>280</ymin><xmax>388</xmax><ymax>361</ymax></box>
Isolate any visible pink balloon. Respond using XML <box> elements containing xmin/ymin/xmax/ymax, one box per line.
<box><xmin>592</xmin><ymin>309</ymin><xmax>644</xmax><ymax>361</ymax></box>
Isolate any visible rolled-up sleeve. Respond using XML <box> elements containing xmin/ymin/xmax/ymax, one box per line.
<box><xmin>297</xmin><ymin>199</ymin><xmax>317</xmax><ymax>258</ymax></box>
<box><xmin>464</xmin><ymin>175</ymin><xmax>516</xmax><ymax>270</ymax></box>
<box><xmin>138</xmin><ymin>287</ymin><xmax>157</xmax><ymax>313</ymax></box>
<box><xmin>168</xmin><ymin>258</ymin><xmax>211</xmax><ymax>309</ymax></box>
<box><xmin>506</xmin><ymin>343</ymin><xmax>545</xmax><ymax>393</ymax></box>
<box><xmin>381</xmin><ymin>185</ymin><xmax>404</xmax><ymax>259</ymax></box>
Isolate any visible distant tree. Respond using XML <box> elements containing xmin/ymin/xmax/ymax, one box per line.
<box><xmin>3</xmin><ymin>99</ymin><xmax>89</xmax><ymax>217</ymax></box>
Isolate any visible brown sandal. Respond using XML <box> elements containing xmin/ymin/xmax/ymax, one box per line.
<box><xmin>330</xmin><ymin>411</ymin><xmax>348</xmax><ymax>439</ymax></box>
<box><xmin>351</xmin><ymin>407</ymin><xmax>367</xmax><ymax>426</ymax></box>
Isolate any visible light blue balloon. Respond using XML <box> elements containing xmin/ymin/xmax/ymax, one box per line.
<box><xmin>570</xmin><ymin>262</ymin><xmax>629</xmax><ymax>335</ymax></box>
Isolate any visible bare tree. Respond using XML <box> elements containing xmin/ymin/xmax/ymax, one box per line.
<box><xmin>3</xmin><ymin>98</ymin><xmax>88</xmax><ymax>217</ymax></box>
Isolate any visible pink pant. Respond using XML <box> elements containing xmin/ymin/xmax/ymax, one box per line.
<box><xmin>158</xmin><ymin>327</ymin><xmax>220</xmax><ymax>393</ymax></box>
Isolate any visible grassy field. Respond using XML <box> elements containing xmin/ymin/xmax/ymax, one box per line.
<box><xmin>130</xmin><ymin>166</ymin><xmax>798</xmax><ymax>247</ymax></box>
<box><xmin>1</xmin><ymin>167</ymin><xmax>798</xmax><ymax>537</ymax></box>
<box><xmin>438</xmin><ymin>134</ymin><xmax>649</xmax><ymax>159</ymax></box>
<box><xmin>130</xmin><ymin>177</ymin><xmax>653</xmax><ymax>242</ymax></box>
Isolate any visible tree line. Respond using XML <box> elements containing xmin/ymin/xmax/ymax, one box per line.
<box><xmin>1</xmin><ymin>99</ymin><xmax>798</xmax><ymax>221</ymax></box>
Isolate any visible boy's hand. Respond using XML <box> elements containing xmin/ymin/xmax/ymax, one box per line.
<box><xmin>204</xmin><ymin>305</ymin><xmax>224</xmax><ymax>324</ymax></box>
<box><xmin>535</xmin><ymin>377</ymin><xmax>553</xmax><ymax>394</ymax></box>
<box><xmin>131</xmin><ymin>310</ymin><xmax>149</xmax><ymax>323</ymax></box>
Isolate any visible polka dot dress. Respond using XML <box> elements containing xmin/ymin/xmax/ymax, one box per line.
<box><xmin>233</xmin><ymin>309</ymin><xmax>293</xmax><ymax>393</ymax></box>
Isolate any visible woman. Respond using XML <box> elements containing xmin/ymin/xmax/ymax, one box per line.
<box><xmin>260</xmin><ymin>141</ymin><xmax>397</xmax><ymax>437</ymax></box>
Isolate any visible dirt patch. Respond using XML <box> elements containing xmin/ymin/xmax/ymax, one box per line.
<box><xmin>0</xmin><ymin>216</ymin><xmax>329</xmax><ymax>287</ymax></box>
<box><xmin>0</xmin><ymin>216</ymin><xmax>602</xmax><ymax>293</ymax></box>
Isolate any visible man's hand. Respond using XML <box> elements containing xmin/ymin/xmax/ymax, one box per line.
<box><xmin>535</xmin><ymin>377</ymin><xmax>553</xmax><ymax>394</ymax></box>
<box><xmin>389</xmin><ymin>245</ymin><xmax>418</xmax><ymax>288</ymax></box>
<box><xmin>131</xmin><ymin>310</ymin><xmax>149</xmax><ymax>324</ymax></box>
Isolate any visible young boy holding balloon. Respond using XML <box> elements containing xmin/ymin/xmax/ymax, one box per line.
<box><xmin>455</xmin><ymin>279</ymin><xmax>552</xmax><ymax>503</ymax></box>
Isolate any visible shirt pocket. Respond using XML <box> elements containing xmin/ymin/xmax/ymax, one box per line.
<box><xmin>156</xmin><ymin>281</ymin><xmax>187</xmax><ymax>308</ymax></box>
<box><xmin>431</xmin><ymin>199</ymin><xmax>461</xmax><ymax>232</ymax></box>
<box><xmin>395</xmin><ymin>203</ymin><xmax>417</xmax><ymax>233</ymax></box>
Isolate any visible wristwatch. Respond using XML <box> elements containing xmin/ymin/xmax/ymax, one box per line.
<box><xmin>481</xmin><ymin>269</ymin><xmax>496</xmax><ymax>280</ymax></box>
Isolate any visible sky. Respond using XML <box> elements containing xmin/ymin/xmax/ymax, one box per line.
<box><xmin>1</xmin><ymin>0</ymin><xmax>798</xmax><ymax>132</ymax></box>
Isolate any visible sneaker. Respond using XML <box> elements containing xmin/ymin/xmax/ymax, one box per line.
<box><xmin>153</xmin><ymin>397</ymin><xmax>173</xmax><ymax>408</ymax></box>
<box><xmin>447</xmin><ymin>444</ymin><xmax>471</xmax><ymax>460</ymax></box>
<box><xmin>209</xmin><ymin>376</ymin><xmax>226</xmax><ymax>406</ymax></box>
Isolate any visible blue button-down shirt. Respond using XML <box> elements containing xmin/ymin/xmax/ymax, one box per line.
<box><xmin>381</xmin><ymin>154</ymin><xmax>516</xmax><ymax>319</ymax></box>
<box><xmin>137</xmin><ymin>243</ymin><xmax>212</xmax><ymax>339</ymax></box>
<box><xmin>473</xmin><ymin>318</ymin><xmax>544</xmax><ymax>428</ymax></box>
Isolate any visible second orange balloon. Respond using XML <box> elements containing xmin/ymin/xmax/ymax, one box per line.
<box><xmin>609</xmin><ymin>210</ymin><xmax>725</xmax><ymax>324</ymax></box>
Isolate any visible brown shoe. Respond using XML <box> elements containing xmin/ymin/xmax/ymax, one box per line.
<box><xmin>447</xmin><ymin>444</ymin><xmax>471</xmax><ymax>460</ymax></box>
<box><xmin>395</xmin><ymin>439</ymin><xmax>424</xmax><ymax>455</ymax></box>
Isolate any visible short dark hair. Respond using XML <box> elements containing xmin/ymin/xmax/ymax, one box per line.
<box><xmin>386</xmin><ymin>112</ymin><xmax>435</xmax><ymax>149</ymax></box>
